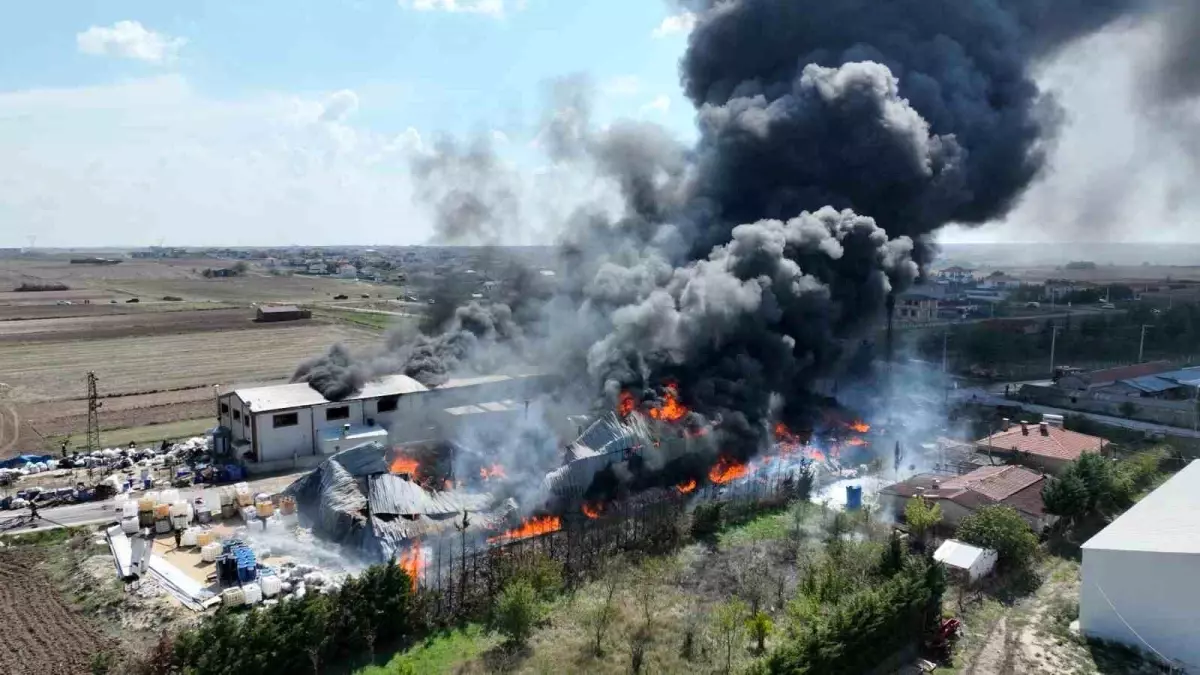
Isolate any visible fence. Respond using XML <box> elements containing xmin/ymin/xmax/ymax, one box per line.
<box><xmin>409</xmin><ymin>474</ymin><xmax>802</xmax><ymax>624</ymax></box>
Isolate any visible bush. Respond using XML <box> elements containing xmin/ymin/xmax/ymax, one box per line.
<box><xmin>957</xmin><ymin>505</ymin><xmax>1038</xmax><ymax>570</ymax></box>
<box><xmin>494</xmin><ymin>580</ymin><xmax>540</xmax><ymax>647</ymax></box>
<box><xmin>759</xmin><ymin>555</ymin><xmax>945</xmax><ymax>675</ymax></box>
<box><xmin>14</xmin><ymin>281</ymin><xmax>69</xmax><ymax>292</ymax></box>
<box><xmin>169</xmin><ymin>562</ymin><xmax>415</xmax><ymax>674</ymax></box>
<box><xmin>494</xmin><ymin>550</ymin><xmax>563</xmax><ymax>601</ymax></box>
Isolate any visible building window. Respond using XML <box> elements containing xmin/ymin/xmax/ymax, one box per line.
<box><xmin>220</xmin><ymin>402</ymin><xmax>230</xmax><ymax>415</ymax></box>
<box><xmin>326</xmin><ymin>406</ymin><xmax>350</xmax><ymax>421</ymax></box>
<box><xmin>273</xmin><ymin>412</ymin><xmax>299</xmax><ymax>428</ymax></box>
<box><xmin>233</xmin><ymin>409</ymin><xmax>241</xmax><ymax>421</ymax></box>
<box><xmin>377</xmin><ymin>395</ymin><xmax>399</xmax><ymax>413</ymax></box>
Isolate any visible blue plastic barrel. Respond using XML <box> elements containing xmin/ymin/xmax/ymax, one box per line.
<box><xmin>845</xmin><ymin>485</ymin><xmax>863</xmax><ymax>510</ymax></box>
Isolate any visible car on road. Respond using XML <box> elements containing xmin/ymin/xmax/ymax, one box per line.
<box><xmin>1100</xmin><ymin>302</ymin><xmax>1116</xmax><ymax>310</ymax></box>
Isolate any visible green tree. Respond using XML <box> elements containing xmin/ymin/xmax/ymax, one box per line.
<box><xmin>904</xmin><ymin>495</ymin><xmax>942</xmax><ymax>541</ymax></box>
<box><xmin>746</xmin><ymin>610</ymin><xmax>774</xmax><ymax>654</ymax></box>
<box><xmin>1041</xmin><ymin>473</ymin><xmax>1089</xmax><ymax>526</ymax></box>
<box><xmin>1071</xmin><ymin>452</ymin><xmax>1119</xmax><ymax>512</ymax></box>
<box><xmin>957</xmin><ymin>505</ymin><xmax>1038</xmax><ymax>570</ymax></box>
<box><xmin>495</xmin><ymin>580</ymin><xmax>540</xmax><ymax>647</ymax></box>
<box><xmin>712</xmin><ymin>599</ymin><xmax>748</xmax><ymax>675</ymax></box>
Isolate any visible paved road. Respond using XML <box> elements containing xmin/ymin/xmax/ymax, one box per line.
<box><xmin>0</xmin><ymin>471</ymin><xmax>305</xmax><ymax>537</ymax></box>
<box><xmin>952</xmin><ymin>388</ymin><xmax>1200</xmax><ymax>439</ymax></box>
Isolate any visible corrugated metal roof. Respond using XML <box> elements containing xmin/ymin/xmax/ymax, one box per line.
<box><xmin>234</xmin><ymin>373</ymin><xmax>429</xmax><ymax>413</ymax></box>
<box><xmin>442</xmin><ymin>399</ymin><xmax>524</xmax><ymax>416</ymax></box>
<box><xmin>1083</xmin><ymin>460</ymin><xmax>1200</xmax><ymax>554</ymax></box>
<box><xmin>367</xmin><ymin>474</ymin><xmax>492</xmax><ymax>516</ymax></box>
<box><xmin>332</xmin><ymin>442</ymin><xmax>391</xmax><ymax>477</ymax></box>
<box><xmin>1119</xmin><ymin>375</ymin><xmax>1183</xmax><ymax>394</ymax></box>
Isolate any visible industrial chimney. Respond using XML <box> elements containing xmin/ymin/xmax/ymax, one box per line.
<box><xmin>1039</xmin><ymin>421</ymin><xmax>1049</xmax><ymax>436</ymax></box>
<box><xmin>1001</xmin><ymin>418</ymin><xmax>1011</xmax><ymax>431</ymax></box>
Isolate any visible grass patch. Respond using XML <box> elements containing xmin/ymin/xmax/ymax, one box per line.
<box><xmin>316</xmin><ymin>308</ymin><xmax>411</xmax><ymax>332</ymax></box>
<box><xmin>63</xmin><ymin>417</ymin><xmax>215</xmax><ymax>450</ymax></box>
<box><xmin>358</xmin><ymin>625</ymin><xmax>498</xmax><ymax>675</ymax></box>
<box><xmin>932</xmin><ymin>596</ymin><xmax>1008</xmax><ymax>675</ymax></box>
<box><xmin>0</xmin><ymin>525</ymin><xmax>87</xmax><ymax>545</ymax></box>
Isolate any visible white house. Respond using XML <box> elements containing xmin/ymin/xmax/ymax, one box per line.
<box><xmin>338</xmin><ymin>264</ymin><xmax>357</xmax><ymax>279</ymax></box>
<box><xmin>1080</xmin><ymin>460</ymin><xmax>1200</xmax><ymax>672</ymax></box>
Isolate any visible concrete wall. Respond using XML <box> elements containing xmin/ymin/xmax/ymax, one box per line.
<box><xmin>1019</xmin><ymin>385</ymin><xmax>1199</xmax><ymax>429</ymax></box>
<box><xmin>253</xmin><ymin>408</ymin><xmax>316</xmax><ymax>463</ymax></box>
<box><xmin>1081</xmin><ymin>547</ymin><xmax>1200</xmax><ymax>671</ymax></box>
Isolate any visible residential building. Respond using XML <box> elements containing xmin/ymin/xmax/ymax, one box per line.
<box><xmin>896</xmin><ymin>285</ymin><xmax>942</xmax><ymax>324</ymax></box>
<box><xmin>307</xmin><ymin>262</ymin><xmax>328</xmax><ymax>275</ymax></box>
<box><xmin>1080</xmin><ymin>460</ymin><xmax>1200</xmax><ymax>672</ymax></box>
<box><xmin>936</xmin><ymin>266</ymin><xmax>976</xmax><ymax>285</ymax></box>
<box><xmin>978</xmin><ymin>273</ymin><xmax>1022</xmax><ymax>291</ymax></box>
<box><xmin>933</xmin><ymin>540</ymin><xmax>998</xmax><ymax>583</ymax></box>
<box><xmin>879</xmin><ymin>464</ymin><xmax>1054</xmax><ymax>531</ymax></box>
<box><xmin>974</xmin><ymin>419</ymin><xmax>1108</xmax><ymax>474</ymax></box>
<box><xmin>338</xmin><ymin>263</ymin><xmax>357</xmax><ymax>279</ymax></box>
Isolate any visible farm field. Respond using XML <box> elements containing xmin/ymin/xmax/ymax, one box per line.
<box><xmin>0</xmin><ymin>257</ymin><xmax>396</xmax><ymax>457</ymax></box>
<box><xmin>0</xmin><ymin>546</ymin><xmax>113</xmax><ymax>675</ymax></box>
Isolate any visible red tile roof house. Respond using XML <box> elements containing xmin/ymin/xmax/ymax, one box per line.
<box><xmin>879</xmin><ymin>465</ymin><xmax>1055</xmax><ymax>532</ymax></box>
<box><xmin>974</xmin><ymin>420</ymin><xmax>1109</xmax><ymax>474</ymax></box>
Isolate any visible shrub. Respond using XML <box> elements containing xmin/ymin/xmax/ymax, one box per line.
<box><xmin>14</xmin><ymin>281</ymin><xmax>69</xmax><ymax>292</ymax></box>
<box><xmin>495</xmin><ymin>580</ymin><xmax>540</xmax><ymax>647</ymax></box>
<box><xmin>746</xmin><ymin>610</ymin><xmax>774</xmax><ymax>653</ymax></box>
<box><xmin>957</xmin><ymin>505</ymin><xmax>1038</xmax><ymax>570</ymax></box>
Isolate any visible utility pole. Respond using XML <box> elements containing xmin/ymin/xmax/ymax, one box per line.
<box><xmin>86</xmin><ymin>372</ymin><xmax>101</xmax><ymax>453</ymax></box>
<box><xmin>1139</xmin><ymin>324</ymin><xmax>1152</xmax><ymax>364</ymax></box>
<box><xmin>1049</xmin><ymin>325</ymin><xmax>1062</xmax><ymax>379</ymax></box>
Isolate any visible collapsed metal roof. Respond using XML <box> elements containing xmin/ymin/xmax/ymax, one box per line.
<box><xmin>367</xmin><ymin>474</ymin><xmax>492</xmax><ymax>516</ymax></box>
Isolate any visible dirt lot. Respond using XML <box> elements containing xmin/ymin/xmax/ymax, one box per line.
<box><xmin>0</xmin><ymin>546</ymin><xmax>113</xmax><ymax>675</ymax></box>
<box><xmin>0</xmin><ymin>307</ymin><xmax>288</xmax><ymax>343</ymax></box>
<box><xmin>0</xmin><ymin>257</ymin><xmax>402</xmax><ymax>458</ymax></box>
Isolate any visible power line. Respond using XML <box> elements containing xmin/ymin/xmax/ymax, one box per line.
<box><xmin>86</xmin><ymin>372</ymin><xmax>101</xmax><ymax>453</ymax></box>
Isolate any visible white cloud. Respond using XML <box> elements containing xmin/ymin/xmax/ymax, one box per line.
<box><xmin>491</xmin><ymin>129</ymin><xmax>510</xmax><ymax>144</ymax></box>
<box><xmin>76</xmin><ymin>21</ymin><xmax>186</xmax><ymax>64</ymax></box>
<box><xmin>640</xmin><ymin>94</ymin><xmax>671</xmax><ymax>115</ymax></box>
<box><xmin>0</xmin><ymin>76</ymin><xmax>423</xmax><ymax>246</ymax></box>
<box><xmin>318</xmin><ymin>89</ymin><xmax>359</xmax><ymax>122</ymax></box>
<box><xmin>651</xmin><ymin>11</ymin><xmax>696</xmax><ymax>38</ymax></box>
<box><xmin>602</xmin><ymin>75</ymin><xmax>642</xmax><ymax>97</ymax></box>
<box><xmin>399</xmin><ymin>0</ymin><xmax>513</xmax><ymax>17</ymax></box>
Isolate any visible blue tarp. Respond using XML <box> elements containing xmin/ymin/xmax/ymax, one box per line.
<box><xmin>0</xmin><ymin>454</ymin><xmax>54</xmax><ymax>469</ymax></box>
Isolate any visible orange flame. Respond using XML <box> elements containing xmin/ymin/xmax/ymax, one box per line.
<box><xmin>708</xmin><ymin>456</ymin><xmax>749</xmax><ymax>484</ymax></box>
<box><xmin>676</xmin><ymin>478</ymin><xmax>697</xmax><ymax>494</ymax></box>
<box><xmin>398</xmin><ymin>543</ymin><xmax>424</xmax><ymax>592</ymax></box>
<box><xmin>389</xmin><ymin>456</ymin><xmax>420</xmax><ymax>477</ymax></box>
<box><xmin>648</xmin><ymin>385</ymin><xmax>689</xmax><ymax>423</ymax></box>
<box><xmin>582</xmin><ymin>502</ymin><xmax>603</xmax><ymax>519</ymax></box>
<box><xmin>479</xmin><ymin>464</ymin><xmax>507</xmax><ymax>480</ymax></box>
<box><xmin>807</xmin><ymin>448</ymin><xmax>827</xmax><ymax>462</ymax></box>
<box><xmin>848</xmin><ymin>420</ymin><xmax>870</xmax><ymax>433</ymax></box>
<box><xmin>488</xmin><ymin>515</ymin><xmax>563</xmax><ymax>545</ymax></box>
<box><xmin>847</xmin><ymin>437</ymin><xmax>868</xmax><ymax>447</ymax></box>
<box><xmin>617</xmin><ymin>391</ymin><xmax>635</xmax><ymax>417</ymax></box>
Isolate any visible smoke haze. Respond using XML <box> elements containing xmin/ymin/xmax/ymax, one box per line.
<box><xmin>297</xmin><ymin>0</ymin><xmax>1194</xmax><ymax>466</ymax></box>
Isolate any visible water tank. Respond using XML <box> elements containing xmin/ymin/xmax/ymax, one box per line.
<box><xmin>845</xmin><ymin>485</ymin><xmax>863</xmax><ymax>511</ymax></box>
<box><xmin>260</xmin><ymin>575</ymin><xmax>282</xmax><ymax>598</ymax></box>
<box><xmin>242</xmin><ymin>583</ymin><xmax>262</xmax><ymax>605</ymax></box>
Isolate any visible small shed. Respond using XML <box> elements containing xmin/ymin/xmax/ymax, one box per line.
<box><xmin>934</xmin><ymin>539</ymin><xmax>998</xmax><ymax>583</ymax></box>
<box><xmin>256</xmin><ymin>305</ymin><xmax>312</xmax><ymax>322</ymax></box>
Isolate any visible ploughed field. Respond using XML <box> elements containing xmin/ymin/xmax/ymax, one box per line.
<box><xmin>0</xmin><ymin>548</ymin><xmax>112</xmax><ymax>675</ymax></box>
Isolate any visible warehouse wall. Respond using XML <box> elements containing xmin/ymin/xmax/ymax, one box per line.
<box><xmin>1081</xmin><ymin>547</ymin><xmax>1200</xmax><ymax>670</ymax></box>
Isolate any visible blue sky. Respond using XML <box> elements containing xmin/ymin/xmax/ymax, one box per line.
<box><xmin>0</xmin><ymin>1</ymin><xmax>1194</xmax><ymax>246</ymax></box>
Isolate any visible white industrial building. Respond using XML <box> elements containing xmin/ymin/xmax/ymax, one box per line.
<box><xmin>217</xmin><ymin>373</ymin><xmax>545</xmax><ymax>472</ymax></box>
<box><xmin>1080</xmin><ymin>460</ymin><xmax>1200</xmax><ymax>672</ymax></box>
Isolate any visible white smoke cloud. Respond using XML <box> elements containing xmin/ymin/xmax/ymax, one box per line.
<box><xmin>640</xmin><ymin>94</ymin><xmax>671</xmax><ymax>115</ymax></box>
<box><xmin>318</xmin><ymin>89</ymin><xmax>360</xmax><ymax>123</ymax></box>
<box><xmin>651</xmin><ymin>11</ymin><xmax>696</xmax><ymax>38</ymax></box>
<box><xmin>399</xmin><ymin>0</ymin><xmax>515</xmax><ymax>18</ymax></box>
<box><xmin>76</xmin><ymin>21</ymin><xmax>186</xmax><ymax>64</ymax></box>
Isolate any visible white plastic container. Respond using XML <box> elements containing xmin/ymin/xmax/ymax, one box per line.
<box><xmin>260</xmin><ymin>575</ymin><xmax>282</xmax><ymax>598</ymax></box>
<box><xmin>160</xmin><ymin>488</ymin><xmax>180</xmax><ymax>504</ymax></box>
<box><xmin>180</xmin><ymin>528</ymin><xmax>198</xmax><ymax>547</ymax></box>
<box><xmin>169</xmin><ymin>500</ymin><xmax>188</xmax><ymax>518</ymax></box>
<box><xmin>154</xmin><ymin>519</ymin><xmax>171</xmax><ymax>534</ymax></box>
<box><xmin>243</xmin><ymin>583</ymin><xmax>262</xmax><ymax>605</ymax></box>
<box><xmin>143</xmin><ymin>490</ymin><xmax>160</xmax><ymax>504</ymax></box>
<box><xmin>201</xmin><ymin>542</ymin><xmax>222</xmax><ymax>562</ymax></box>
<box><xmin>171</xmin><ymin>515</ymin><xmax>189</xmax><ymax>531</ymax></box>
<box><xmin>221</xmin><ymin>587</ymin><xmax>245</xmax><ymax>607</ymax></box>
<box><xmin>240</xmin><ymin>506</ymin><xmax>257</xmax><ymax>522</ymax></box>
<box><xmin>122</xmin><ymin>500</ymin><xmax>139</xmax><ymax>519</ymax></box>
<box><xmin>121</xmin><ymin>517</ymin><xmax>139</xmax><ymax>535</ymax></box>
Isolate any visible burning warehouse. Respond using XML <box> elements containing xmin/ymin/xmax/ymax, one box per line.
<box><xmin>283</xmin><ymin>442</ymin><xmax>516</xmax><ymax>561</ymax></box>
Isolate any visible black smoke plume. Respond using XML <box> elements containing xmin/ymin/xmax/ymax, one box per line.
<box><xmin>297</xmin><ymin>0</ymin><xmax>1173</xmax><ymax>466</ymax></box>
